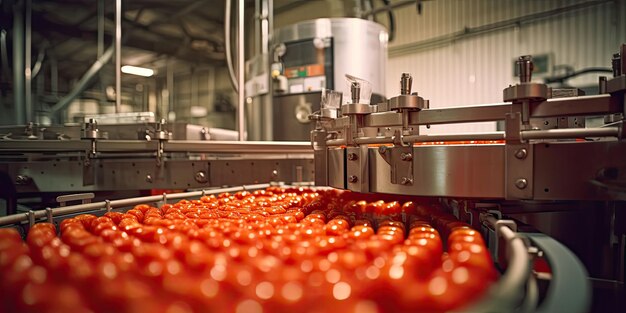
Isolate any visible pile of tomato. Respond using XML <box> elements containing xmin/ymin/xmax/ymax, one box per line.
<box><xmin>0</xmin><ymin>187</ymin><xmax>496</xmax><ymax>313</ymax></box>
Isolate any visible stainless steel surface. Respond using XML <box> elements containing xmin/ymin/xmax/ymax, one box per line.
<box><xmin>505</xmin><ymin>143</ymin><xmax>534</xmax><ymax>200</ymax></box>
<box><xmin>341</xmin><ymin>103</ymin><xmax>378</xmax><ymax>115</ymax></box>
<box><xmin>531</xmin><ymin>94</ymin><xmax>622</xmax><ymax>118</ymax></box>
<box><xmin>0</xmin><ymin>139</ymin><xmax>313</xmax><ymax>154</ymax></box>
<box><xmin>2</xmin><ymin>156</ymin><xmax>313</xmax><ymax>193</ymax></box>
<box><xmin>237</xmin><ymin>0</ymin><xmax>245</xmax><ymax>141</ymax></box>
<box><xmin>533</xmin><ymin>141</ymin><xmax>626</xmax><ymax>201</ymax></box>
<box><xmin>327</xmin><ymin>148</ymin><xmax>344</xmax><ymax>189</ymax></box>
<box><xmin>520</xmin><ymin>127</ymin><xmax>619</xmax><ymax>140</ymax></box>
<box><xmin>272</xmin><ymin>18</ymin><xmax>388</xmax><ymax>98</ymax></box>
<box><xmin>368</xmin><ymin>145</ymin><xmax>505</xmax><ymax>198</ymax></box>
<box><xmin>411</xmin><ymin>103</ymin><xmax>512</xmax><ymax>125</ymax></box>
<box><xmin>403</xmin><ymin>131</ymin><xmax>505</xmax><ymax>142</ymax></box>
<box><xmin>272</xmin><ymin>93</ymin><xmax>320</xmax><ymax>141</ymax></box>
<box><xmin>345</xmin><ymin>146</ymin><xmax>369</xmax><ymax>192</ymax></box>
<box><xmin>115</xmin><ymin>0</ymin><xmax>121</xmax><ymax>113</ymax></box>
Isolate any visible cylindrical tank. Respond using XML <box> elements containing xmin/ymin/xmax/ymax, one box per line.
<box><xmin>272</xmin><ymin>18</ymin><xmax>388</xmax><ymax>99</ymax></box>
<box><xmin>247</xmin><ymin>18</ymin><xmax>388</xmax><ymax>141</ymax></box>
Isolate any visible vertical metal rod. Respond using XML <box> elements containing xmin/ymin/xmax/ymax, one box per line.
<box><xmin>264</xmin><ymin>0</ymin><xmax>274</xmax><ymax>141</ymax></box>
<box><xmin>166</xmin><ymin>59</ymin><xmax>174</xmax><ymax>119</ymax></box>
<box><xmin>191</xmin><ymin>68</ymin><xmax>198</xmax><ymax>109</ymax></box>
<box><xmin>261</xmin><ymin>0</ymin><xmax>269</xmax><ymax>55</ymax></box>
<box><xmin>115</xmin><ymin>0</ymin><xmax>122</xmax><ymax>113</ymax></box>
<box><xmin>268</xmin><ymin>0</ymin><xmax>273</xmax><ymax>42</ymax></box>
<box><xmin>237</xmin><ymin>0</ymin><xmax>245</xmax><ymax>141</ymax></box>
<box><xmin>24</xmin><ymin>0</ymin><xmax>32</xmax><ymax>123</ymax></box>
<box><xmin>50</xmin><ymin>54</ymin><xmax>58</xmax><ymax>97</ymax></box>
<box><xmin>207</xmin><ymin>66</ymin><xmax>215</xmax><ymax>111</ymax></box>
<box><xmin>13</xmin><ymin>1</ymin><xmax>25</xmax><ymax>125</ymax></box>
<box><xmin>254</xmin><ymin>0</ymin><xmax>261</xmax><ymax>54</ymax></box>
<box><xmin>97</xmin><ymin>0</ymin><xmax>104</xmax><ymax>58</ymax></box>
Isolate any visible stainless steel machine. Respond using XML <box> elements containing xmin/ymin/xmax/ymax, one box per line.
<box><xmin>0</xmin><ymin>118</ymin><xmax>314</xmax><ymax>215</ymax></box>
<box><xmin>307</xmin><ymin>44</ymin><xmax>626</xmax><ymax>312</ymax></box>
<box><xmin>246</xmin><ymin>18</ymin><xmax>388</xmax><ymax>141</ymax></box>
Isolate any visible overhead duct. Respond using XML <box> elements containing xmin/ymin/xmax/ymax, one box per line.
<box><xmin>49</xmin><ymin>45</ymin><xmax>114</xmax><ymax>114</ymax></box>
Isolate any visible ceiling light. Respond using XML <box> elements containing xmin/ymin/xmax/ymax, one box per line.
<box><xmin>121</xmin><ymin>65</ymin><xmax>154</xmax><ymax>77</ymax></box>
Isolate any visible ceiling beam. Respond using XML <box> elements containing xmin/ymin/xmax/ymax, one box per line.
<box><xmin>31</xmin><ymin>11</ymin><xmax>224</xmax><ymax>65</ymax></box>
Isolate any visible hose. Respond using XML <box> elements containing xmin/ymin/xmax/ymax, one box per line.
<box><xmin>225</xmin><ymin>0</ymin><xmax>239</xmax><ymax>92</ymax></box>
<box><xmin>381</xmin><ymin>0</ymin><xmax>396</xmax><ymax>41</ymax></box>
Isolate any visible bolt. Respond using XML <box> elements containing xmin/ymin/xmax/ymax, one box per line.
<box><xmin>514</xmin><ymin>148</ymin><xmax>527</xmax><ymax>160</ymax></box>
<box><xmin>515</xmin><ymin>178</ymin><xmax>528</xmax><ymax>189</ymax></box>
<box><xmin>351</xmin><ymin>82</ymin><xmax>361</xmax><ymax>104</ymax></box>
<box><xmin>145</xmin><ymin>174</ymin><xmax>153</xmax><ymax>183</ymax></box>
<box><xmin>400</xmin><ymin>152</ymin><xmax>413</xmax><ymax>161</ymax></box>
<box><xmin>400</xmin><ymin>73</ymin><xmax>413</xmax><ymax>95</ymax></box>
<box><xmin>348</xmin><ymin>175</ymin><xmax>358</xmax><ymax>183</ymax></box>
<box><xmin>400</xmin><ymin>177</ymin><xmax>413</xmax><ymax>185</ymax></box>
<box><xmin>347</xmin><ymin>153</ymin><xmax>358</xmax><ymax>161</ymax></box>
<box><xmin>194</xmin><ymin>171</ymin><xmax>208</xmax><ymax>184</ymax></box>
<box><xmin>15</xmin><ymin>175</ymin><xmax>31</xmax><ymax>185</ymax></box>
<box><xmin>378</xmin><ymin>146</ymin><xmax>388</xmax><ymax>154</ymax></box>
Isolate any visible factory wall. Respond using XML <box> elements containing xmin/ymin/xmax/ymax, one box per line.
<box><xmin>168</xmin><ymin>66</ymin><xmax>236</xmax><ymax>130</ymax></box>
<box><xmin>387</xmin><ymin>0</ymin><xmax>626</xmax><ymax>134</ymax></box>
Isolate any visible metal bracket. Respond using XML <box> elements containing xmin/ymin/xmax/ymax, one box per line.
<box><xmin>390</xmin><ymin>145</ymin><xmax>414</xmax><ymax>186</ymax></box>
<box><xmin>505</xmin><ymin>142</ymin><xmax>534</xmax><ymax>200</ymax></box>
<box><xmin>56</xmin><ymin>193</ymin><xmax>95</xmax><ymax>207</ymax></box>
<box><xmin>153</xmin><ymin>119</ymin><xmax>171</xmax><ymax>167</ymax></box>
<box><xmin>346</xmin><ymin>145</ymin><xmax>369</xmax><ymax>192</ymax></box>
<box><xmin>28</xmin><ymin>210</ymin><xmax>35</xmax><ymax>227</ymax></box>
<box><xmin>504</xmin><ymin>112</ymin><xmax>524</xmax><ymax>144</ymax></box>
<box><xmin>311</xmin><ymin>129</ymin><xmax>329</xmax><ymax>186</ymax></box>
<box><xmin>45</xmin><ymin>207</ymin><xmax>53</xmax><ymax>223</ymax></box>
<box><xmin>495</xmin><ymin>219</ymin><xmax>518</xmax><ymax>238</ymax></box>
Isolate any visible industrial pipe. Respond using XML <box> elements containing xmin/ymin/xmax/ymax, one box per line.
<box><xmin>520</xmin><ymin>127</ymin><xmax>619</xmax><ymax>140</ymax></box>
<box><xmin>30</xmin><ymin>47</ymin><xmax>45</xmax><ymax>79</ymax></box>
<box><xmin>0</xmin><ymin>30</ymin><xmax>9</xmax><ymax>79</ymax></box>
<box><xmin>327</xmin><ymin>131</ymin><xmax>505</xmax><ymax>146</ymax></box>
<box><xmin>25</xmin><ymin>0</ymin><xmax>32</xmax><ymax>123</ymax></box>
<box><xmin>49</xmin><ymin>46</ymin><xmax>114</xmax><ymax>113</ymax></box>
<box><xmin>224</xmin><ymin>0</ymin><xmax>239</xmax><ymax>92</ymax></box>
<box><xmin>237</xmin><ymin>0</ymin><xmax>245</xmax><ymax>141</ymax></box>
<box><xmin>13</xmin><ymin>1</ymin><xmax>25</xmax><ymax>124</ymax></box>
<box><xmin>115</xmin><ymin>0</ymin><xmax>122</xmax><ymax>113</ymax></box>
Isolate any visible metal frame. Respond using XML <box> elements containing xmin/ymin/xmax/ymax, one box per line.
<box><xmin>310</xmin><ymin>47</ymin><xmax>626</xmax><ymax>201</ymax></box>
<box><xmin>0</xmin><ymin>183</ymin><xmax>271</xmax><ymax>227</ymax></box>
<box><xmin>0</xmin><ymin>140</ymin><xmax>314</xmax><ymax>215</ymax></box>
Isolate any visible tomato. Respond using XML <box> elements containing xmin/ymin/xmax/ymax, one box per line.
<box><xmin>0</xmin><ymin>187</ymin><xmax>497</xmax><ymax>313</ymax></box>
<box><xmin>27</xmin><ymin>223</ymin><xmax>57</xmax><ymax>248</ymax></box>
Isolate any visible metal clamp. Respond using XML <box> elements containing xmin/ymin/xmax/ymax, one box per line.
<box><xmin>57</xmin><ymin>193</ymin><xmax>95</xmax><ymax>207</ymax></box>
<box><xmin>495</xmin><ymin>219</ymin><xmax>518</xmax><ymax>239</ymax></box>
<box><xmin>45</xmin><ymin>207</ymin><xmax>53</xmax><ymax>223</ymax></box>
<box><xmin>153</xmin><ymin>119</ymin><xmax>171</xmax><ymax>166</ymax></box>
<box><xmin>28</xmin><ymin>210</ymin><xmax>35</xmax><ymax>227</ymax></box>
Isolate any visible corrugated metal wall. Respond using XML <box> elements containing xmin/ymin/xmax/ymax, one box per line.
<box><xmin>387</xmin><ymin>0</ymin><xmax>626</xmax><ymax>134</ymax></box>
